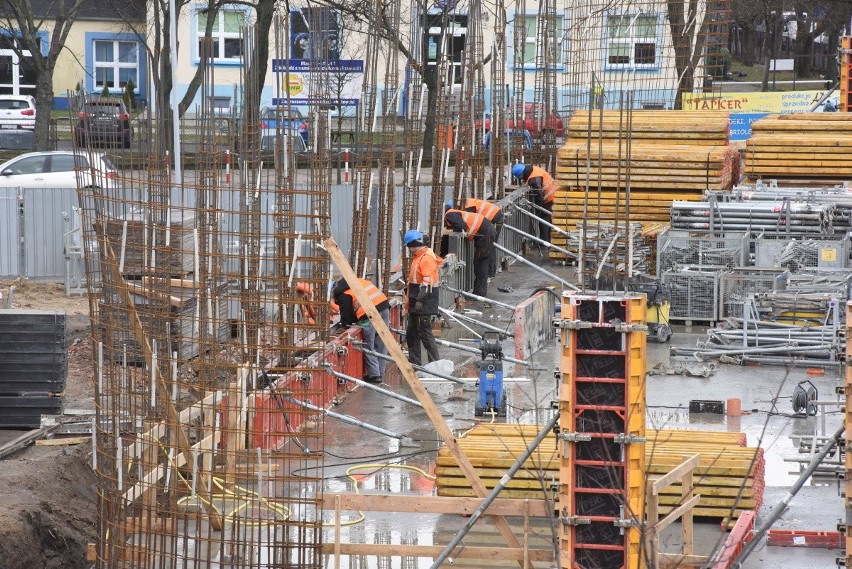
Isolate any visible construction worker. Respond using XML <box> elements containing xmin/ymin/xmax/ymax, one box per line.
<box><xmin>444</xmin><ymin>206</ymin><xmax>496</xmax><ymax>297</ymax></box>
<box><xmin>512</xmin><ymin>163</ymin><xmax>556</xmax><ymax>243</ymax></box>
<box><xmin>404</xmin><ymin>229</ymin><xmax>441</xmax><ymax>366</ymax></box>
<box><xmin>331</xmin><ymin>277</ymin><xmax>390</xmax><ymax>384</ymax></box>
<box><xmin>464</xmin><ymin>197</ymin><xmax>504</xmax><ymax>278</ymax></box>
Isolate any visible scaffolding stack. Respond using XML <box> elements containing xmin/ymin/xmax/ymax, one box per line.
<box><xmin>557</xmin><ymin>292</ymin><xmax>647</xmax><ymax>569</ymax></box>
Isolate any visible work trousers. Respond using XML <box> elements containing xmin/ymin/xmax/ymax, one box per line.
<box><xmin>473</xmin><ymin>239</ymin><xmax>490</xmax><ymax>297</ymax></box>
<box><xmin>540</xmin><ymin>201</ymin><xmax>553</xmax><ymax>243</ymax></box>
<box><xmin>361</xmin><ymin>307</ymin><xmax>390</xmax><ymax>378</ymax></box>
<box><xmin>489</xmin><ymin>222</ymin><xmax>503</xmax><ymax>278</ymax></box>
<box><xmin>406</xmin><ymin>313</ymin><xmax>440</xmax><ymax>366</ymax></box>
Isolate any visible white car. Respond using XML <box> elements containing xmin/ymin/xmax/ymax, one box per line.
<box><xmin>0</xmin><ymin>151</ymin><xmax>118</xmax><ymax>188</ymax></box>
<box><xmin>0</xmin><ymin>95</ymin><xmax>36</xmax><ymax>130</ymax></box>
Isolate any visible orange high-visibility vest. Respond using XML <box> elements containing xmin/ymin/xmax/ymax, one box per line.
<box><xmin>409</xmin><ymin>247</ymin><xmax>440</xmax><ymax>286</ymax></box>
<box><xmin>343</xmin><ymin>278</ymin><xmax>388</xmax><ymax>319</ymax></box>
<box><xmin>464</xmin><ymin>198</ymin><xmax>501</xmax><ymax>221</ymax></box>
<box><xmin>529</xmin><ymin>165</ymin><xmax>556</xmax><ymax>203</ymax></box>
<box><xmin>446</xmin><ymin>209</ymin><xmax>485</xmax><ymax>240</ymax></box>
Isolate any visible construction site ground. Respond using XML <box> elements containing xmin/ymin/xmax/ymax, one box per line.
<box><xmin>0</xmin><ymin>259</ymin><xmax>844</xmax><ymax>568</ymax></box>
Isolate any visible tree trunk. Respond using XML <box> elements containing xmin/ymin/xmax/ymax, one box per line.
<box><xmin>33</xmin><ymin>69</ymin><xmax>54</xmax><ymax>151</ymax></box>
<box><xmin>667</xmin><ymin>0</ymin><xmax>692</xmax><ymax>110</ymax></box>
<box><xmin>760</xmin><ymin>13</ymin><xmax>772</xmax><ymax>92</ymax></box>
<box><xmin>742</xmin><ymin>26</ymin><xmax>754</xmax><ymax>66</ymax></box>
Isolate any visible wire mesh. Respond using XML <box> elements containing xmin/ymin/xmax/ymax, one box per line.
<box><xmin>662</xmin><ymin>267</ymin><xmax>723</xmax><ymax>322</ymax></box>
<box><xmin>77</xmin><ymin>21</ymin><xmax>327</xmax><ymax>569</ymax></box>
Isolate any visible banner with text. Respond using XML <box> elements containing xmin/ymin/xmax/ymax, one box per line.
<box><xmin>682</xmin><ymin>90</ymin><xmax>828</xmax><ymax>140</ymax></box>
<box><xmin>272</xmin><ymin>59</ymin><xmax>364</xmax><ymax>107</ymax></box>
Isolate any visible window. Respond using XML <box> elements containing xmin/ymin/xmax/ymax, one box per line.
<box><xmin>197</xmin><ymin>9</ymin><xmax>245</xmax><ymax>61</ymax></box>
<box><xmin>7</xmin><ymin>155</ymin><xmax>45</xmax><ymax>174</ymax></box>
<box><xmin>515</xmin><ymin>15</ymin><xmax>564</xmax><ymax>66</ymax></box>
<box><xmin>94</xmin><ymin>40</ymin><xmax>139</xmax><ymax>91</ymax></box>
<box><xmin>49</xmin><ymin>155</ymin><xmax>77</xmax><ymax>172</ymax></box>
<box><xmin>424</xmin><ymin>13</ymin><xmax>468</xmax><ymax>84</ymax></box>
<box><xmin>606</xmin><ymin>14</ymin><xmax>659</xmax><ymax>68</ymax></box>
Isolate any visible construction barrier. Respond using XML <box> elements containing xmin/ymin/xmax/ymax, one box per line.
<box><xmin>767</xmin><ymin>530</ymin><xmax>844</xmax><ymax>549</ymax></box>
<box><xmin>710</xmin><ymin>510</ymin><xmax>756</xmax><ymax>569</ymax></box>
<box><xmin>513</xmin><ymin>290</ymin><xmax>556</xmax><ymax>361</ymax></box>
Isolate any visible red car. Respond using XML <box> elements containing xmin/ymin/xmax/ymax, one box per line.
<box><xmin>505</xmin><ymin>103</ymin><xmax>565</xmax><ymax>139</ymax></box>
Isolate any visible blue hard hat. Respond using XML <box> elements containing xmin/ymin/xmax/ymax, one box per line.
<box><xmin>404</xmin><ymin>229</ymin><xmax>423</xmax><ymax>246</ymax></box>
<box><xmin>445</xmin><ymin>199</ymin><xmax>454</xmax><ymax>210</ymax></box>
<box><xmin>511</xmin><ymin>163</ymin><xmax>526</xmax><ymax>178</ymax></box>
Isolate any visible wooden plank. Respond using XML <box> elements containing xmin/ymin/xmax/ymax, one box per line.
<box><xmin>323</xmin><ymin>237</ymin><xmax>530</xmax><ymax>569</ymax></box>
<box><xmin>124</xmin><ymin>391</ymin><xmax>222</xmax><ymax>461</ymax></box>
<box><xmin>653</xmin><ymin>495</ymin><xmax>701</xmax><ymax>533</ymax></box>
<box><xmin>650</xmin><ymin>454</ymin><xmax>700</xmax><ymax>494</ymax></box>
<box><xmin>319</xmin><ymin>493</ymin><xmax>551</xmax><ymax>516</ymax></box>
<box><xmin>35</xmin><ymin>436</ymin><xmax>90</xmax><ymax>446</ymax></box>
<box><xmin>318</xmin><ymin>543</ymin><xmax>554</xmax><ymax>561</ymax></box>
<box><xmin>658</xmin><ymin>553</ymin><xmax>708</xmax><ymax>569</ymax></box>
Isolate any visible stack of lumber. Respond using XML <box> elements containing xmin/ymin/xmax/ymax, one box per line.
<box><xmin>552</xmin><ymin>110</ymin><xmax>739</xmax><ymax>260</ymax></box>
<box><xmin>744</xmin><ymin>113</ymin><xmax>852</xmax><ymax>182</ymax></box>
<box><xmin>435</xmin><ymin>424</ymin><xmax>764</xmax><ymax>520</ymax></box>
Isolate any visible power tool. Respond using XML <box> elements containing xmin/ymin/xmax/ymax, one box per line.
<box><xmin>475</xmin><ymin>331</ymin><xmax>507</xmax><ymax>417</ymax></box>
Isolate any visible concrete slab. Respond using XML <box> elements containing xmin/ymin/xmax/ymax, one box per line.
<box><xmin>321</xmin><ymin>256</ymin><xmax>845</xmax><ymax>568</ymax></box>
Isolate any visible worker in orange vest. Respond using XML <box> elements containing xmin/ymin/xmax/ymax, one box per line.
<box><xmin>513</xmin><ymin>163</ymin><xmax>556</xmax><ymax>243</ymax></box>
<box><xmin>403</xmin><ymin>229</ymin><xmax>441</xmax><ymax>366</ymax></box>
<box><xmin>331</xmin><ymin>277</ymin><xmax>390</xmax><ymax>384</ymax></box>
<box><xmin>444</xmin><ymin>205</ymin><xmax>496</xmax><ymax>297</ymax></box>
<box><xmin>464</xmin><ymin>197</ymin><xmax>504</xmax><ymax>278</ymax></box>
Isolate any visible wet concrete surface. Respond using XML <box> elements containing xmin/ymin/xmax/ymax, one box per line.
<box><xmin>322</xmin><ymin>254</ymin><xmax>845</xmax><ymax>568</ymax></box>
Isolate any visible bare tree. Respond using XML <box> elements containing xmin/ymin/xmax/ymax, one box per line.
<box><xmin>0</xmin><ymin>0</ymin><xmax>89</xmax><ymax>149</ymax></box>
<box><xmin>667</xmin><ymin>0</ymin><xmax>726</xmax><ymax>109</ymax></box>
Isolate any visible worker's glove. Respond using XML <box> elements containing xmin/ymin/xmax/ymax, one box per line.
<box><xmin>414</xmin><ymin>300</ymin><xmax>424</xmax><ymax>313</ymax></box>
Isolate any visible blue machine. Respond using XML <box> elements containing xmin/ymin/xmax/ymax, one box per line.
<box><xmin>475</xmin><ymin>332</ymin><xmax>507</xmax><ymax>417</ymax></box>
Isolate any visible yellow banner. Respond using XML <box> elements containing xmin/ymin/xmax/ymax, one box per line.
<box><xmin>682</xmin><ymin>90</ymin><xmax>826</xmax><ymax>113</ymax></box>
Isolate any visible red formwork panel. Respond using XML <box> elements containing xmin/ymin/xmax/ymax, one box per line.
<box><xmin>767</xmin><ymin>530</ymin><xmax>844</xmax><ymax>549</ymax></box>
<box><xmin>243</xmin><ymin>302</ymin><xmax>402</xmax><ymax>449</ymax></box>
<box><xmin>710</xmin><ymin>510</ymin><xmax>755</xmax><ymax>569</ymax></box>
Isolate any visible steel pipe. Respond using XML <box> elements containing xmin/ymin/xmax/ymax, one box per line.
<box><xmin>439</xmin><ymin>307</ymin><xmax>514</xmax><ymax>337</ymax></box>
<box><xmin>493</xmin><ymin>243</ymin><xmax>579</xmax><ymax>291</ymax></box>
<box><xmin>327</xmin><ymin>369</ymin><xmax>423</xmax><ymax>407</ymax></box>
<box><xmin>283</xmin><ymin>396</ymin><xmax>405</xmax><ymax>440</ymax></box>
<box><xmin>355</xmin><ymin>345</ymin><xmax>467</xmax><ymax>386</ymax></box>
<box><xmin>444</xmin><ymin>286</ymin><xmax>517</xmax><ymax>310</ymax></box>
<box><xmin>502</xmin><ymin>224</ymin><xmax>577</xmax><ymax>259</ymax></box>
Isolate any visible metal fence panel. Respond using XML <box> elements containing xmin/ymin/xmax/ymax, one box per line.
<box><xmin>23</xmin><ymin>188</ymin><xmax>77</xmax><ymax>278</ymax></box>
<box><xmin>0</xmin><ymin>187</ymin><xmax>20</xmax><ymax>277</ymax></box>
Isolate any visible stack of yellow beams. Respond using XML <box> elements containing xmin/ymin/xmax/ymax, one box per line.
<box><xmin>551</xmin><ymin>111</ymin><xmax>738</xmax><ymax>258</ymax></box>
<box><xmin>435</xmin><ymin>424</ymin><xmax>763</xmax><ymax>520</ymax></box>
<box><xmin>744</xmin><ymin>113</ymin><xmax>852</xmax><ymax>181</ymax></box>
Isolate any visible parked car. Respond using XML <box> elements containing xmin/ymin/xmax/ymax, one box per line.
<box><xmin>0</xmin><ymin>151</ymin><xmax>118</xmax><ymax>188</ymax></box>
<box><xmin>75</xmin><ymin>98</ymin><xmax>132</xmax><ymax>149</ymax></box>
<box><xmin>0</xmin><ymin>95</ymin><xmax>36</xmax><ymax>130</ymax></box>
<box><xmin>505</xmin><ymin>103</ymin><xmax>565</xmax><ymax>139</ymax></box>
<box><xmin>259</xmin><ymin>105</ymin><xmax>307</xmax><ymax>146</ymax></box>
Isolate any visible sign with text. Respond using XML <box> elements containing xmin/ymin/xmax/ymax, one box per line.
<box><xmin>272</xmin><ymin>59</ymin><xmax>364</xmax><ymax>107</ymax></box>
<box><xmin>683</xmin><ymin>90</ymin><xmax>828</xmax><ymax>141</ymax></box>
<box><xmin>682</xmin><ymin>90</ymin><xmax>825</xmax><ymax>113</ymax></box>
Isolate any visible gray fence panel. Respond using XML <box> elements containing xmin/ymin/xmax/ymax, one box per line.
<box><xmin>0</xmin><ymin>187</ymin><xmax>20</xmax><ymax>277</ymax></box>
<box><xmin>23</xmin><ymin>188</ymin><xmax>77</xmax><ymax>278</ymax></box>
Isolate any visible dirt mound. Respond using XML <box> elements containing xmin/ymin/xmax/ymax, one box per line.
<box><xmin>0</xmin><ymin>443</ymin><xmax>97</xmax><ymax>569</ymax></box>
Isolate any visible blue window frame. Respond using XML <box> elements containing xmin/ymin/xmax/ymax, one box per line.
<box><xmin>85</xmin><ymin>33</ymin><xmax>147</xmax><ymax>96</ymax></box>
